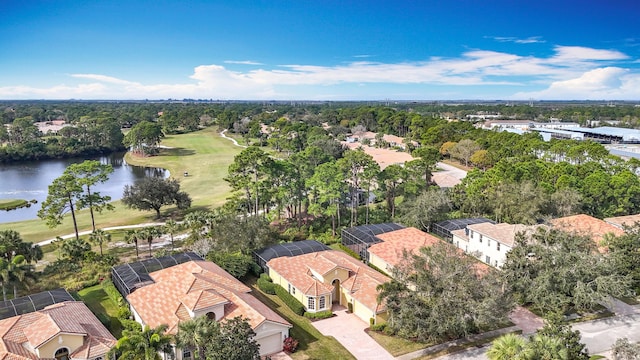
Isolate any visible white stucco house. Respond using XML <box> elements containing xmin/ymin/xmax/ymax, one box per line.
<box><xmin>452</xmin><ymin>222</ymin><xmax>540</xmax><ymax>268</ymax></box>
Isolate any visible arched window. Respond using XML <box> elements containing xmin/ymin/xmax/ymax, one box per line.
<box><xmin>54</xmin><ymin>348</ymin><xmax>70</xmax><ymax>360</ymax></box>
<box><xmin>206</xmin><ymin>312</ymin><xmax>216</xmax><ymax>320</ymax></box>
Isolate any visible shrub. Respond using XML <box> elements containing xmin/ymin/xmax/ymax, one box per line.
<box><xmin>257</xmin><ymin>276</ymin><xmax>276</xmax><ymax>295</ymax></box>
<box><xmin>369</xmin><ymin>317</ymin><xmax>375</xmax><ymax>326</ymax></box>
<box><xmin>371</xmin><ymin>323</ymin><xmax>387</xmax><ymax>332</ymax></box>
<box><xmin>304</xmin><ymin>310</ymin><xmax>333</xmax><ymax>319</ymax></box>
<box><xmin>117</xmin><ymin>306</ymin><xmax>131</xmax><ymax>320</ymax></box>
<box><xmin>102</xmin><ymin>279</ymin><xmax>126</xmax><ymax>306</ymax></box>
<box><xmin>283</xmin><ymin>337</ymin><xmax>299</xmax><ymax>353</ymax></box>
<box><xmin>347</xmin><ymin>302</ymin><xmax>353</xmax><ymax>313</ymax></box>
<box><xmin>274</xmin><ymin>285</ymin><xmax>305</xmax><ymax>316</ymax></box>
<box><xmin>337</xmin><ymin>244</ymin><xmax>361</xmax><ymax>260</ymax></box>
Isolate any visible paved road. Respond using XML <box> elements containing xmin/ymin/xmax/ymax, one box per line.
<box><xmin>432</xmin><ymin>162</ymin><xmax>468</xmax><ymax>188</ymax></box>
<box><xmin>574</xmin><ymin>313</ymin><xmax>640</xmax><ymax>355</ymax></box>
<box><xmin>36</xmin><ymin>222</ymin><xmax>166</xmax><ymax>247</ymax></box>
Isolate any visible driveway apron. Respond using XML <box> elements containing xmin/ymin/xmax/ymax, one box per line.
<box><xmin>312</xmin><ymin>307</ymin><xmax>395</xmax><ymax>360</ymax></box>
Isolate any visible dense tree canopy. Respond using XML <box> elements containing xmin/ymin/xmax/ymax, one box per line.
<box><xmin>378</xmin><ymin>241</ymin><xmax>513</xmax><ymax>342</ymax></box>
<box><xmin>502</xmin><ymin>228</ymin><xmax>633</xmax><ymax>313</ymax></box>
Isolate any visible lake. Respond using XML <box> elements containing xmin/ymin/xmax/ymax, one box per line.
<box><xmin>0</xmin><ymin>153</ymin><xmax>168</xmax><ymax>223</ymax></box>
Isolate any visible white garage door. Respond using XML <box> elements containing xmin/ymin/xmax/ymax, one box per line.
<box><xmin>257</xmin><ymin>332</ymin><xmax>283</xmax><ymax>356</ymax></box>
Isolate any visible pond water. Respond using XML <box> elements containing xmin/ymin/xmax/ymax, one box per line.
<box><xmin>0</xmin><ymin>153</ymin><xmax>168</xmax><ymax>223</ymax></box>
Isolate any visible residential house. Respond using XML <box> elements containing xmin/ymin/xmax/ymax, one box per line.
<box><xmin>550</xmin><ymin>214</ymin><xmax>625</xmax><ymax>252</ymax></box>
<box><xmin>605</xmin><ymin>213</ymin><xmax>640</xmax><ymax>230</ymax></box>
<box><xmin>367</xmin><ymin>227</ymin><xmax>442</xmax><ymax>274</ymax></box>
<box><xmin>0</xmin><ymin>301</ymin><xmax>116</xmax><ymax>360</ymax></box>
<box><xmin>126</xmin><ymin>260</ymin><xmax>291</xmax><ymax>358</ymax></box>
<box><xmin>452</xmin><ymin>223</ymin><xmax>540</xmax><ymax>268</ymax></box>
<box><xmin>267</xmin><ymin>250</ymin><xmax>390</xmax><ymax>325</ymax></box>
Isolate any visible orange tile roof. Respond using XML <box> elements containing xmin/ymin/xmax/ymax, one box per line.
<box><xmin>551</xmin><ymin>214</ymin><xmax>625</xmax><ymax>252</ymax></box>
<box><xmin>267</xmin><ymin>250</ymin><xmax>390</xmax><ymax>313</ymax></box>
<box><xmin>467</xmin><ymin>223</ymin><xmax>541</xmax><ymax>247</ymax></box>
<box><xmin>0</xmin><ymin>302</ymin><xmax>115</xmax><ymax>360</ymax></box>
<box><xmin>369</xmin><ymin>227</ymin><xmax>443</xmax><ymax>268</ymax></box>
<box><xmin>604</xmin><ymin>214</ymin><xmax>640</xmax><ymax>229</ymax></box>
<box><xmin>127</xmin><ymin>260</ymin><xmax>290</xmax><ymax>335</ymax></box>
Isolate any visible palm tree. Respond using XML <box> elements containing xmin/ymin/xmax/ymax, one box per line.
<box><xmin>487</xmin><ymin>333</ymin><xmax>531</xmax><ymax>360</ymax></box>
<box><xmin>0</xmin><ymin>255</ymin><xmax>34</xmax><ymax>300</ymax></box>
<box><xmin>108</xmin><ymin>324</ymin><xmax>173</xmax><ymax>360</ymax></box>
<box><xmin>142</xmin><ymin>227</ymin><xmax>161</xmax><ymax>258</ymax></box>
<box><xmin>7</xmin><ymin>255</ymin><xmax>34</xmax><ymax>299</ymax></box>
<box><xmin>89</xmin><ymin>229</ymin><xmax>111</xmax><ymax>256</ymax></box>
<box><xmin>175</xmin><ymin>316</ymin><xmax>217</xmax><ymax>360</ymax></box>
<box><xmin>124</xmin><ymin>229</ymin><xmax>142</xmax><ymax>260</ymax></box>
<box><xmin>529</xmin><ymin>334</ymin><xmax>569</xmax><ymax>360</ymax></box>
<box><xmin>163</xmin><ymin>220</ymin><xmax>180</xmax><ymax>252</ymax></box>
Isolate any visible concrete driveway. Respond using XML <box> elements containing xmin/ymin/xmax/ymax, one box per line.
<box><xmin>312</xmin><ymin>306</ymin><xmax>395</xmax><ymax>360</ymax></box>
<box><xmin>574</xmin><ymin>313</ymin><xmax>640</xmax><ymax>354</ymax></box>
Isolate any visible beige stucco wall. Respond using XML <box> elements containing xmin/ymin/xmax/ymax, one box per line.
<box><xmin>269</xmin><ymin>269</ymin><xmax>307</xmax><ymax>307</ymax></box>
<box><xmin>368</xmin><ymin>252</ymin><xmax>391</xmax><ymax>275</ymax></box>
<box><xmin>38</xmin><ymin>334</ymin><xmax>85</xmax><ymax>359</ymax></box>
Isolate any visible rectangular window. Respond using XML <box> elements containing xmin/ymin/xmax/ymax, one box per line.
<box><xmin>319</xmin><ymin>296</ymin><xmax>326</xmax><ymax>310</ymax></box>
<box><xmin>479</xmin><ymin>235</ymin><xmax>482</xmax><ymax>243</ymax></box>
<box><xmin>485</xmin><ymin>255</ymin><xmax>491</xmax><ymax>264</ymax></box>
<box><xmin>288</xmin><ymin>283</ymin><xmax>292</xmax><ymax>293</ymax></box>
<box><xmin>308</xmin><ymin>297</ymin><xmax>315</xmax><ymax>310</ymax></box>
<box><xmin>497</xmin><ymin>243</ymin><xmax>501</xmax><ymax>251</ymax></box>
<box><xmin>495</xmin><ymin>260</ymin><xmax>498</xmax><ymax>267</ymax></box>
<box><xmin>183</xmin><ymin>350</ymin><xmax>192</xmax><ymax>360</ymax></box>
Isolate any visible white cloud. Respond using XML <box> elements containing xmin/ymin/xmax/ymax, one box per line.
<box><xmin>551</xmin><ymin>46</ymin><xmax>628</xmax><ymax>61</ymax></box>
<box><xmin>223</xmin><ymin>60</ymin><xmax>264</xmax><ymax>65</ymax></box>
<box><xmin>70</xmin><ymin>74</ymin><xmax>138</xmax><ymax>85</ymax></box>
<box><xmin>0</xmin><ymin>45</ymin><xmax>637</xmax><ymax>100</ymax></box>
<box><xmin>513</xmin><ymin>67</ymin><xmax>640</xmax><ymax>100</ymax></box>
<box><xmin>487</xmin><ymin>36</ymin><xmax>545</xmax><ymax>44</ymax></box>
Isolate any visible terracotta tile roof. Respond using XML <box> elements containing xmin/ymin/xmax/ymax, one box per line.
<box><xmin>605</xmin><ymin>214</ymin><xmax>640</xmax><ymax>229</ymax></box>
<box><xmin>551</xmin><ymin>214</ymin><xmax>625</xmax><ymax>252</ymax></box>
<box><xmin>179</xmin><ymin>290</ymin><xmax>228</xmax><ymax>312</ymax></box>
<box><xmin>467</xmin><ymin>223</ymin><xmax>541</xmax><ymax>247</ymax></box>
<box><xmin>127</xmin><ymin>260</ymin><xmax>290</xmax><ymax>335</ymax></box>
<box><xmin>267</xmin><ymin>250</ymin><xmax>390</xmax><ymax>314</ymax></box>
<box><xmin>0</xmin><ymin>301</ymin><xmax>115</xmax><ymax>360</ymax></box>
<box><xmin>369</xmin><ymin>227</ymin><xmax>443</xmax><ymax>268</ymax></box>
<box><xmin>342</xmin><ymin>269</ymin><xmax>387</xmax><ymax>313</ymax></box>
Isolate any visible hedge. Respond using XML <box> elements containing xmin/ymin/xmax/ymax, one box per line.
<box><xmin>337</xmin><ymin>244</ymin><xmax>361</xmax><ymax>260</ymax></box>
<box><xmin>274</xmin><ymin>285</ymin><xmax>306</xmax><ymax>316</ymax></box>
<box><xmin>257</xmin><ymin>276</ymin><xmax>276</xmax><ymax>295</ymax></box>
<box><xmin>304</xmin><ymin>310</ymin><xmax>333</xmax><ymax>319</ymax></box>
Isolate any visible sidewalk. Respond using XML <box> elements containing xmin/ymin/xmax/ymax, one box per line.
<box><xmin>396</xmin><ymin>326</ymin><xmax>520</xmax><ymax>360</ymax></box>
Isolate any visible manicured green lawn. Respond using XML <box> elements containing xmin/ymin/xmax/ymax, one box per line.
<box><xmin>367</xmin><ymin>329</ymin><xmax>431</xmax><ymax>356</ymax></box>
<box><xmin>245</xmin><ymin>277</ymin><xmax>356</xmax><ymax>360</ymax></box>
<box><xmin>0</xmin><ymin>127</ymin><xmax>241</xmax><ymax>243</ymax></box>
<box><xmin>77</xmin><ymin>284</ymin><xmax>124</xmax><ymax>338</ymax></box>
<box><xmin>0</xmin><ymin>199</ymin><xmax>28</xmax><ymax>210</ymax></box>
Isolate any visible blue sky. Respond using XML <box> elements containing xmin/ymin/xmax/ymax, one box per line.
<box><xmin>0</xmin><ymin>0</ymin><xmax>638</xmax><ymax>100</ymax></box>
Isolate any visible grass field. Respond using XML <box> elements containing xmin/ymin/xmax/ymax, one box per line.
<box><xmin>0</xmin><ymin>127</ymin><xmax>241</xmax><ymax>242</ymax></box>
<box><xmin>77</xmin><ymin>284</ymin><xmax>124</xmax><ymax>337</ymax></box>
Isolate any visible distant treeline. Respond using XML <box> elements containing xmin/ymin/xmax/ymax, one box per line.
<box><xmin>3</xmin><ymin>101</ymin><xmax>640</xmax><ymax>163</ymax></box>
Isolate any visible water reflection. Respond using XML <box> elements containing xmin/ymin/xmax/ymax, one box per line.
<box><xmin>0</xmin><ymin>153</ymin><xmax>168</xmax><ymax>223</ymax></box>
